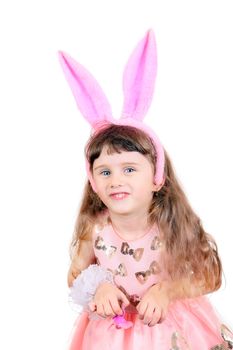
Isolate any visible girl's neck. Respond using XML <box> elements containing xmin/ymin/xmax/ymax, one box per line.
<box><xmin>108</xmin><ymin>211</ymin><xmax>153</xmax><ymax>240</ymax></box>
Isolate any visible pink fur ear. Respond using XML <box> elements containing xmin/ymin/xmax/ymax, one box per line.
<box><xmin>121</xmin><ymin>29</ymin><xmax>157</xmax><ymax>121</ymax></box>
<box><xmin>58</xmin><ymin>51</ymin><xmax>113</xmax><ymax>129</ymax></box>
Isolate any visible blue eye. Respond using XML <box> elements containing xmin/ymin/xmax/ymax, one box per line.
<box><xmin>125</xmin><ymin>167</ymin><xmax>135</xmax><ymax>173</ymax></box>
<box><xmin>100</xmin><ymin>170</ymin><xmax>110</xmax><ymax>176</ymax></box>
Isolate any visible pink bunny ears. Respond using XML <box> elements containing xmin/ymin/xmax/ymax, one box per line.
<box><xmin>58</xmin><ymin>29</ymin><xmax>165</xmax><ymax>191</ymax></box>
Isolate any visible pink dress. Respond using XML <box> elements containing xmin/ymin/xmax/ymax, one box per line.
<box><xmin>69</xmin><ymin>223</ymin><xmax>233</xmax><ymax>349</ymax></box>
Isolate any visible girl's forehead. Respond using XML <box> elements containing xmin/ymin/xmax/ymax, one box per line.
<box><xmin>93</xmin><ymin>146</ymin><xmax>151</xmax><ymax>167</ymax></box>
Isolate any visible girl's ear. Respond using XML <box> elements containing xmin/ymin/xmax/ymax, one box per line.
<box><xmin>121</xmin><ymin>29</ymin><xmax>157</xmax><ymax>121</ymax></box>
<box><xmin>58</xmin><ymin>51</ymin><xmax>113</xmax><ymax>129</ymax></box>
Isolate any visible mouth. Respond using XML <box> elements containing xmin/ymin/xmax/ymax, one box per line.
<box><xmin>109</xmin><ymin>192</ymin><xmax>130</xmax><ymax>200</ymax></box>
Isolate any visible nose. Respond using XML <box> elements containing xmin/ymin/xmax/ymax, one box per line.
<box><xmin>110</xmin><ymin>183</ymin><xmax>123</xmax><ymax>189</ymax></box>
<box><xmin>109</xmin><ymin>171</ymin><xmax>124</xmax><ymax>189</ymax></box>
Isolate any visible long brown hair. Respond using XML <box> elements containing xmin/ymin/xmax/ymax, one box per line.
<box><xmin>71</xmin><ymin>123</ymin><xmax>222</xmax><ymax>294</ymax></box>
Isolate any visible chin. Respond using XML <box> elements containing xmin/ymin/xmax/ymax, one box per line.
<box><xmin>108</xmin><ymin>207</ymin><xmax>134</xmax><ymax>216</ymax></box>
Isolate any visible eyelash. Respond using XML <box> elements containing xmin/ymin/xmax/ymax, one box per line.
<box><xmin>125</xmin><ymin>167</ymin><xmax>135</xmax><ymax>173</ymax></box>
<box><xmin>100</xmin><ymin>170</ymin><xmax>110</xmax><ymax>176</ymax></box>
<box><xmin>100</xmin><ymin>167</ymin><xmax>136</xmax><ymax>176</ymax></box>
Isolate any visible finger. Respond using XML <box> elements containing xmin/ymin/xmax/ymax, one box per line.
<box><xmin>150</xmin><ymin>306</ymin><xmax>162</xmax><ymax>325</ymax></box>
<box><xmin>137</xmin><ymin>302</ymin><xmax>148</xmax><ymax>320</ymax></box>
<box><xmin>110</xmin><ymin>298</ymin><xmax>123</xmax><ymax>316</ymax></box>
<box><xmin>88</xmin><ymin>301</ymin><xmax>97</xmax><ymax>312</ymax></box>
<box><xmin>157</xmin><ymin>308</ymin><xmax>166</xmax><ymax>324</ymax></box>
<box><xmin>142</xmin><ymin>304</ymin><xmax>155</xmax><ymax>325</ymax></box>
<box><xmin>118</xmin><ymin>291</ymin><xmax>130</xmax><ymax>307</ymax></box>
<box><xmin>148</xmin><ymin>318</ymin><xmax>157</xmax><ymax>327</ymax></box>
<box><xmin>146</xmin><ymin>307</ymin><xmax>158</xmax><ymax>327</ymax></box>
<box><xmin>96</xmin><ymin>303</ymin><xmax>106</xmax><ymax>318</ymax></box>
<box><xmin>103</xmin><ymin>300</ymin><xmax>115</xmax><ymax>317</ymax></box>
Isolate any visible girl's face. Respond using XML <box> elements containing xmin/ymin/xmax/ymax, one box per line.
<box><xmin>92</xmin><ymin>146</ymin><xmax>158</xmax><ymax>217</ymax></box>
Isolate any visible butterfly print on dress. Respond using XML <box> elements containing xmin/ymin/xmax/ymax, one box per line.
<box><xmin>94</xmin><ymin>236</ymin><xmax>117</xmax><ymax>258</ymax></box>
<box><xmin>135</xmin><ymin>260</ymin><xmax>161</xmax><ymax>284</ymax></box>
<box><xmin>121</xmin><ymin>242</ymin><xmax>144</xmax><ymax>261</ymax></box>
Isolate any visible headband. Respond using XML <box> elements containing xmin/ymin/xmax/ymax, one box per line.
<box><xmin>58</xmin><ymin>29</ymin><xmax>165</xmax><ymax>192</ymax></box>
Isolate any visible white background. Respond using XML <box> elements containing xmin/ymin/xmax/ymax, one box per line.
<box><xmin>0</xmin><ymin>1</ymin><xmax>232</xmax><ymax>349</ymax></box>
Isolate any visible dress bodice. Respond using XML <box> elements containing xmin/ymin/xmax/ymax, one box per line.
<box><xmin>92</xmin><ymin>223</ymin><xmax>164</xmax><ymax>305</ymax></box>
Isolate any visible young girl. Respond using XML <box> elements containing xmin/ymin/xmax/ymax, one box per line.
<box><xmin>59</xmin><ymin>30</ymin><xmax>233</xmax><ymax>349</ymax></box>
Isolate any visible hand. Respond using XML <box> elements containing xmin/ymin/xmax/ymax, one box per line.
<box><xmin>89</xmin><ymin>282</ymin><xmax>130</xmax><ymax>318</ymax></box>
<box><xmin>136</xmin><ymin>282</ymin><xmax>170</xmax><ymax>327</ymax></box>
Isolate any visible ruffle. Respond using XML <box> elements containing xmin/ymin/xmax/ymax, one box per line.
<box><xmin>68</xmin><ymin>296</ymin><xmax>233</xmax><ymax>350</ymax></box>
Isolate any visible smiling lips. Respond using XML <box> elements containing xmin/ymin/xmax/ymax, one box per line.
<box><xmin>110</xmin><ymin>192</ymin><xmax>129</xmax><ymax>200</ymax></box>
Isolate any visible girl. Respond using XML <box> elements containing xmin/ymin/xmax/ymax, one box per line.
<box><xmin>59</xmin><ymin>30</ymin><xmax>233</xmax><ymax>349</ymax></box>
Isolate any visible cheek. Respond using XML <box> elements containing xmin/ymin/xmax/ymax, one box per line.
<box><xmin>92</xmin><ymin>174</ymin><xmax>101</xmax><ymax>187</ymax></box>
<box><xmin>94</xmin><ymin>179</ymin><xmax>107</xmax><ymax>195</ymax></box>
<box><xmin>137</xmin><ymin>182</ymin><xmax>155</xmax><ymax>198</ymax></box>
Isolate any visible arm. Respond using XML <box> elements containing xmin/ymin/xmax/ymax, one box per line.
<box><xmin>68</xmin><ymin>238</ymin><xmax>95</xmax><ymax>287</ymax></box>
<box><xmin>137</xmin><ymin>277</ymin><xmax>206</xmax><ymax>327</ymax></box>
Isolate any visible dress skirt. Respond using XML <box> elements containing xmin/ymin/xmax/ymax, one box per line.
<box><xmin>68</xmin><ymin>296</ymin><xmax>233</xmax><ymax>349</ymax></box>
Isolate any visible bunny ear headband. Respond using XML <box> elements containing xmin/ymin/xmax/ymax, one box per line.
<box><xmin>58</xmin><ymin>29</ymin><xmax>165</xmax><ymax>192</ymax></box>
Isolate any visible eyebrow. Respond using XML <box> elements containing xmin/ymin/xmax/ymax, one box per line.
<box><xmin>93</xmin><ymin>162</ymin><xmax>140</xmax><ymax>171</ymax></box>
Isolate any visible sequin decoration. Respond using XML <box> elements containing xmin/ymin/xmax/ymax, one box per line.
<box><xmin>221</xmin><ymin>324</ymin><xmax>233</xmax><ymax>348</ymax></box>
<box><xmin>108</xmin><ymin>263</ymin><xmax>128</xmax><ymax>277</ymax></box>
<box><xmin>170</xmin><ymin>331</ymin><xmax>191</xmax><ymax>350</ymax></box>
<box><xmin>151</xmin><ymin>235</ymin><xmax>162</xmax><ymax>250</ymax></box>
<box><xmin>135</xmin><ymin>260</ymin><xmax>161</xmax><ymax>284</ymax></box>
<box><xmin>210</xmin><ymin>346</ymin><xmax>228</xmax><ymax>350</ymax></box>
<box><xmin>121</xmin><ymin>242</ymin><xmax>144</xmax><ymax>261</ymax></box>
<box><xmin>94</xmin><ymin>236</ymin><xmax>117</xmax><ymax>258</ymax></box>
<box><xmin>210</xmin><ymin>324</ymin><xmax>233</xmax><ymax>349</ymax></box>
